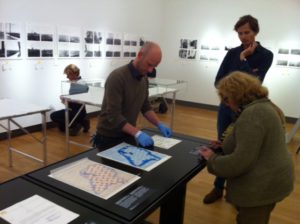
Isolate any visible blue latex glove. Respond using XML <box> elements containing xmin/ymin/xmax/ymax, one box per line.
<box><xmin>158</xmin><ymin>122</ymin><xmax>172</xmax><ymax>137</ymax></box>
<box><xmin>137</xmin><ymin>132</ymin><xmax>154</xmax><ymax>147</ymax></box>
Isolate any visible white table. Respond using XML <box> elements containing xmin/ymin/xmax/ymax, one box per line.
<box><xmin>61</xmin><ymin>86</ymin><xmax>178</xmax><ymax>155</ymax></box>
<box><xmin>0</xmin><ymin>99</ymin><xmax>50</xmax><ymax>166</ymax></box>
<box><xmin>61</xmin><ymin>87</ymin><xmax>104</xmax><ymax>155</ymax></box>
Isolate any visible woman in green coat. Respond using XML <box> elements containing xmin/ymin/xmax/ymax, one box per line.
<box><xmin>200</xmin><ymin>71</ymin><xmax>294</xmax><ymax>224</ymax></box>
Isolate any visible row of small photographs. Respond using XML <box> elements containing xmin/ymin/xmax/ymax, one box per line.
<box><xmin>25</xmin><ymin>49</ymin><xmax>138</xmax><ymax>58</ymax></box>
<box><xmin>27</xmin><ymin>31</ymin><xmax>145</xmax><ymax>47</ymax></box>
<box><xmin>278</xmin><ymin>48</ymin><xmax>300</xmax><ymax>55</ymax></box>
<box><xmin>179</xmin><ymin>39</ymin><xmax>223</xmax><ymax>51</ymax></box>
<box><xmin>179</xmin><ymin>49</ymin><xmax>219</xmax><ymax>61</ymax></box>
<box><xmin>276</xmin><ymin>60</ymin><xmax>300</xmax><ymax>68</ymax></box>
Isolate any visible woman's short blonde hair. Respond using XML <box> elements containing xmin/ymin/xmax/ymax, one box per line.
<box><xmin>64</xmin><ymin>64</ymin><xmax>80</xmax><ymax>76</ymax></box>
<box><xmin>217</xmin><ymin>71</ymin><xmax>268</xmax><ymax>107</ymax></box>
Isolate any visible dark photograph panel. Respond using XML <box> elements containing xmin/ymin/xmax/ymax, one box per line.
<box><xmin>180</xmin><ymin>39</ymin><xmax>188</xmax><ymax>49</ymax></box>
<box><xmin>289</xmin><ymin>61</ymin><xmax>300</xmax><ymax>67</ymax></box>
<box><xmin>130</xmin><ymin>52</ymin><xmax>136</xmax><ymax>57</ymax></box>
<box><xmin>278</xmin><ymin>48</ymin><xmax>289</xmax><ymax>54</ymax></box>
<box><xmin>85</xmin><ymin>31</ymin><xmax>93</xmax><ymax>43</ymax></box>
<box><xmin>6</xmin><ymin>32</ymin><xmax>20</xmax><ymax>40</ymax></box>
<box><xmin>276</xmin><ymin>60</ymin><xmax>288</xmax><ymax>66</ymax></box>
<box><xmin>130</xmin><ymin>40</ymin><xmax>137</xmax><ymax>46</ymax></box>
<box><xmin>59</xmin><ymin>35</ymin><xmax>69</xmax><ymax>42</ymax></box>
<box><xmin>41</xmin><ymin>34</ymin><xmax>53</xmax><ymax>42</ymax></box>
<box><xmin>85</xmin><ymin>51</ymin><xmax>93</xmax><ymax>57</ymax></box>
<box><xmin>106</xmin><ymin>51</ymin><xmax>113</xmax><ymax>57</ymax></box>
<box><xmin>106</xmin><ymin>38</ymin><xmax>113</xmax><ymax>45</ymax></box>
<box><xmin>70</xmin><ymin>36</ymin><xmax>80</xmax><ymax>43</ymax></box>
<box><xmin>139</xmin><ymin>38</ymin><xmax>145</xmax><ymax>47</ymax></box>
<box><xmin>27</xmin><ymin>32</ymin><xmax>40</xmax><ymax>41</ymax></box>
<box><xmin>113</xmin><ymin>39</ymin><xmax>121</xmax><ymax>45</ymax></box>
<box><xmin>291</xmin><ymin>49</ymin><xmax>300</xmax><ymax>55</ymax></box>
<box><xmin>123</xmin><ymin>51</ymin><xmax>130</xmax><ymax>57</ymax></box>
<box><xmin>0</xmin><ymin>41</ymin><xmax>5</xmax><ymax>57</ymax></box>
<box><xmin>70</xmin><ymin>50</ymin><xmax>80</xmax><ymax>57</ymax></box>
<box><xmin>124</xmin><ymin>40</ymin><xmax>130</xmax><ymax>46</ymax></box>
<box><xmin>6</xmin><ymin>41</ymin><xmax>21</xmax><ymax>57</ymax></box>
<box><xmin>94</xmin><ymin>32</ymin><xmax>102</xmax><ymax>44</ymax></box>
<box><xmin>42</xmin><ymin>49</ymin><xmax>53</xmax><ymax>57</ymax></box>
<box><xmin>28</xmin><ymin>48</ymin><xmax>40</xmax><ymax>57</ymax></box>
<box><xmin>0</xmin><ymin>31</ymin><xmax>4</xmax><ymax>39</ymax></box>
<box><xmin>179</xmin><ymin>49</ymin><xmax>187</xmax><ymax>58</ymax></box>
<box><xmin>94</xmin><ymin>51</ymin><xmax>101</xmax><ymax>57</ymax></box>
<box><xmin>59</xmin><ymin>50</ymin><xmax>69</xmax><ymax>57</ymax></box>
<box><xmin>113</xmin><ymin>51</ymin><xmax>121</xmax><ymax>57</ymax></box>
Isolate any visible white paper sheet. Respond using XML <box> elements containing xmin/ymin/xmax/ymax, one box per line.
<box><xmin>0</xmin><ymin>194</ymin><xmax>79</xmax><ymax>224</ymax></box>
<box><xmin>49</xmin><ymin>158</ymin><xmax>140</xmax><ymax>200</ymax></box>
<box><xmin>152</xmin><ymin>135</ymin><xmax>182</xmax><ymax>149</ymax></box>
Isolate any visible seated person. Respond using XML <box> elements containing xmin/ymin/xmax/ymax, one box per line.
<box><xmin>50</xmin><ymin>64</ymin><xmax>90</xmax><ymax>136</ymax></box>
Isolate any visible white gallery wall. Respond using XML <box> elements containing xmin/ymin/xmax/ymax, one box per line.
<box><xmin>0</xmin><ymin>0</ymin><xmax>164</xmax><ymax>132</ymax></box>
<box><xmin>0</xmin><ymin>0</ymin><xmax>300</xmax><ymax>133</ymax></box>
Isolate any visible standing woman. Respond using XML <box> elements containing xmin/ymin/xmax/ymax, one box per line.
<box><xmin>200</xmin><ymin>71</ymin><xmax>294</xmax><ymax>224</ymax></box>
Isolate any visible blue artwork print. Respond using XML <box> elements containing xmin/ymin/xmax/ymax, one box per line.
<box><xmin>118</xmin><ymin>145</ymin><xmax>161</xmax><ymax>167</ymax></box>
<box><xmin>97</xmin><ymin>142</ymin><xmax>171</xmax><ymax>171</ymax></box>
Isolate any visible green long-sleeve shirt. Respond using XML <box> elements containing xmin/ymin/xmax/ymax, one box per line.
<box><xmin>207</xmin><ymin>98</ymin><xmax>294</xmax><ymax>207</ymax></box>
<box><xmin>96</xmin><ymin>63</ymin><xmax>152</xmax><ymax>138</ymax></box>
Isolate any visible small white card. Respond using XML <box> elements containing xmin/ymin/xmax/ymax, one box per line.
<box><xmin>152</xmin><ymin>135</ymin><xmax>182</xmax><ymax>149</ymax></box>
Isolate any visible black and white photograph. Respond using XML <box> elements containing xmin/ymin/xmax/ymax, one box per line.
<box><xmin>0</xmin><ymin>41</ymin><xmax>5</xmax><ymax>57</ymax></box>
<box><xmin>123</xmin><ymin>33</ymin><xmax>142</xmax><ymax>58</ymax></box>
<box><xmin>276</xmin><ymin>60</ymin><xmax>288</xmax><ymax>66</ymax></box>
<box><xmin>26</xmin><ymin>23</ymin><xmax>55</xmax><ymax>58</ymax></box>
<box><xmin>289</xmin><ymin>61</ymin><xmax>300</xmax><ymax>68</ymax></box>
<box><xmin>179</xmin><ymin>49</ymin><xmax>187</xmax><ymax>58</ymax></box>
<box><xmin>0</xmin><ymin>23</ymin><xmax>4</xmax><ymax>40</ymax></box>
<box><xmin>105</xmin><ymin>32</ymin><xmax>122</xmax><ymax>58</ymax></box>
<box><xmin>58</xmin><ymin>26</ymin><xmax>81</xmax><ymax>58</ymax></box>
<box><xmin>0</xmin><ymin>22</ymin><xmax>22</xmax><ymax>59</ymax></box>
<box><xmin>291</xmin><ymin>49</ymin><xmax>300</xmax><ymax>55</ymax></box>
<box><xmin>180</xmin><ymin>39</ymin><xmax>197</xmax><ymax>49</ymax></box>
<box><xmin>41</xmin><ymin>34</ymin><xmax>53</xmax><ymax>42</ymax></box>
<box><xmin>278</xmin><ymin>48</ymin><xmax>289</xmax><ymax>54</ymax></box>
<box><xmin>83</xmin><ymin>29</ymin><xmax>104</xmax><ymax>58</ymax></box>
<box><xmin>41</xmin><ymin>49</ymin><xmax>53</xmax><ymax>57</ymax></box>
<box><xmin>179</xmin><ymin>38</ymin><xmax>199</xmax><ymax>60</ymax></box>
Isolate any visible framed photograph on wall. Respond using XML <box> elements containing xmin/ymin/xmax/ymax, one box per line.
<box><xmin>0</xmin><ymin>22</ymin><xmax>22</xmax><ymax>59</ymax></box>
<box><xmin>83</xmin><ymin>29</ymin><xmax>104</xmax><ymax>58</ymax></box>
<box><xmin>26</xmin><ymin>23</ymin><xmax>55</xmax><ymax>58</ymax></box>
<box><xmin>57</xmin><ymin>26</ymin><xmax>81</xmax><ymax>58</ymax></box>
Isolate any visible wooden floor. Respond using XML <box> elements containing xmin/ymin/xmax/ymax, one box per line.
<box><xmin>0</xmin><ymin>104</ymin><xmax>299</xmax><ymax>223</ymax></box>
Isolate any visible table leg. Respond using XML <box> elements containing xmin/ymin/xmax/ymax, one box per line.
<box><xmin>160</xmin><ymin>184</ymin><xmax>186</xmax><ymax>224</ymax></box>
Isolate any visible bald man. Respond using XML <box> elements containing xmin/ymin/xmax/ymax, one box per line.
<box><xmin>92</xmin><ymin>42</ymin><xmax>172</xmax><ymax>150</ymax></box>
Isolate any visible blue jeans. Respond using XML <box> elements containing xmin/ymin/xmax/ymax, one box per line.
<box><xmin>215</xmin><ymin>103</ymin><xmax>236</xmax><ymax>190</ymax></box>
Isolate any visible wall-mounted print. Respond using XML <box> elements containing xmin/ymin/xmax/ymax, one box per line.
<box><xmin>179</xmin><ymin>39</ymin><xmax>198</xmax><ymax>60</ymax></box>
<box><xmin>57</xmin><ymin>26</ymin><xmax>81</xmax><ymax>58</ymax></box>
<box><xmin>198</xmin><ymin>43</ymin><xmax>222</xmax><ymax>62</ymax></box>
<box><xmin>0</xmin><ymin>22</ymin><xmax>22</xmax><ymax>59</ymax></box>
<box><xmin>276</xmin><ymin>60</ymin><xmax>288</xmax><ymax>66</ymax></box>
<box><xmin>278</xmin><ymin>48</ymin><xmax>289</xmax><ymax>54</ymax></box>
<box><xmin>83</xmin><ymin>30</ymin><xmax>104</xmax><ymax>58</ymax></box>
<box><xmin>26</xmin><ymin>23</ymin><xmax>55</xmax><ymax>58</ymax></box>
<box><xmin>291</xmin><ymin>49</ymin><xmax>300</xmax><ymax>55</ymax></box>
<box><xmin>123</xmin><ymin>33</ymin><xmax>144</xmax><ymax>58</ymax></box>
<box><xmin>105</xmin><ymin>32</ymin><xmax>122</xmax><ymax>58</ymax></box>
<box><xmin>288</xmin><ymin>61</ymin><xmax>300</xmax><ymax>68</ymax></box>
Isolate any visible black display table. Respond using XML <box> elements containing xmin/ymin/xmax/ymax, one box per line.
<box><xmin>2</xmin><ymin>129</ymin><xmax>208</xmax><ymax>224</ymax></box>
